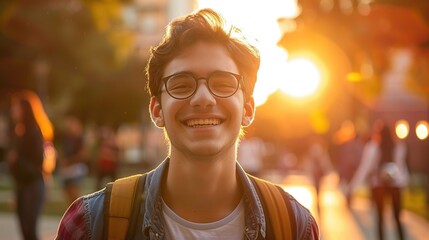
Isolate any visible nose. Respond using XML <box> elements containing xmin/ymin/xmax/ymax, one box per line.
<box><xmin>189</xmin><ymin>80</ymin><xmax>216</xmax><ymax>108</ymax></box>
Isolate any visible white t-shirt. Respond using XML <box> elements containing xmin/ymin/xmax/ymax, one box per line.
<box><xmin>162</xmin><ymin>199</ymin><xmax>245</xmax><ymax>240</ymax></box>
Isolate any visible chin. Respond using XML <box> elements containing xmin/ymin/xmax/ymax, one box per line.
<box><xmin>190</xmin><ymin>142</ymin><xmax>236</xmax><ymax>158</ymax></box>
<box><xmin>190</xmin><ymin>146</ymin><xmax>222</xmax><ymax>157</ymax></box>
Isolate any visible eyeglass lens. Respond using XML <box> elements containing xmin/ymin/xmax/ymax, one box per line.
<box><xmin>166</xmin><ymin>72</ymin><xmax>239</xmax><ymax>99</ymax></box>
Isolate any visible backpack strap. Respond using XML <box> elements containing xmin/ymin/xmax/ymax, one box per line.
<box><xmin>249</xmin><ymin>175</ymin><xmax>293</xmax><ymax>239</ymax></box>
<box><xmin>103</xmin><ymin>174</ymin><xmax>147</xmax><ymax>240</ymax></box>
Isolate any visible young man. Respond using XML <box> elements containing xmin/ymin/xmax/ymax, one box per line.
<box><xmin>56</xmin><ymin>8</ymin><xmax>319</xmax><ymax>239</ymax></box>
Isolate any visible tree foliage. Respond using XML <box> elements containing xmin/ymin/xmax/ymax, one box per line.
<box><xmin>0</xmin><ymin>0</ymin><xmax>148</xmax><ymax>127</ymax></box>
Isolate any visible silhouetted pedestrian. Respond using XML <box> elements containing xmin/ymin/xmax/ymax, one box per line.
<box><xmin>349</xmin><ymin>120</ymin><xmax>409</xmax><ymax>240</ymax></box>
<box><xmin>6</xmin><ymin>90</ymin><xmax>54</xmax><ymax>240</ymax></box>
<box><xmin>304</xmin><ymin>134</ymin><xmax>332</xmax><ymax>215</ymax></box>
<box><xmin>94</xmin><ymin>125</ymin><xmax>119</xmax><ymax>190</ymax></box>
<box><xmin>58</xmin><ymin>115</ymin><xmax>87</xmax><ymax>204</ymax></box>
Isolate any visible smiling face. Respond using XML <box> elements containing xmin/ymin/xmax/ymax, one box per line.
<box><xmin>150</xmin><ymin>42</ymin><xmax>255</xmax><ymax>159</ymax></box>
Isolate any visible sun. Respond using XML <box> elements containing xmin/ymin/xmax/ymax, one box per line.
<box><xmin>279</xmin><ymin>58</ymin><xmax>321</xmax><ymax>98</ymax></box>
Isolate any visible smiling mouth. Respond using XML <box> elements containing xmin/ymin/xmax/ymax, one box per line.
<box><xmin>186</xmin><ymin>118</ymin><xmax>222</xmax><ymax>128</ymax></box>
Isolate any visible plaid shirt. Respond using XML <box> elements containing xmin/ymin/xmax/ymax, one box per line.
<box><xmin>56</xmin><ymin>198</ymin><xmax>88</xmax><ymax>240</ymax></box>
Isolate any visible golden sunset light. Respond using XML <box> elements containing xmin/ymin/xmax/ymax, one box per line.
<box><xmin>283</xmin><ymin>185</ymin><xmax>314</xmax><ymax>213</ymax></box>
<box><xmin>279</xmin><ymin>58</ymin><xmax>321</xmax><ymax>98</ymax></box>
<box><xmin>4</xmin><ymin>1</ymin><xmax>429</xmax><ymax>239</ymax></box>
<box><xmin>196</xmin><ymin>0</ymin><xmax>324</xmax><ymax>106</ymax></box>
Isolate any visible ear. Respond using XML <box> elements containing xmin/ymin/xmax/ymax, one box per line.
<box><xmin>242</xmin><ymin>96</ymin><xmax>255</xmax><ymax>127</ymax></box>
<box><xmin>149</xmin><ymin>97</ymin><xmax>165</xmax><ymax>128</ymax></box>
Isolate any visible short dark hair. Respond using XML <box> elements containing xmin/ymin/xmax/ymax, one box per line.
<box><xmin>145</xmin><ymin>8</ymin><xmax>260</xmax><ymax>99</ymax></box>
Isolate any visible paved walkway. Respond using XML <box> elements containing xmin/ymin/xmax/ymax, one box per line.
<box><xmin>278</xmin><ymin>172</ymin><xmax>429</xmax><ymax>240</ymax></box>
<box><xmin>1</xmin><ymin>172</ymin><xmax>428</xmax><ymax>239</ymax></box>
<box><xmin>0</xmin><ymin>213</ymin><xmax>60</xmax><ymax>240</ymax></box>
<box><xmin>319</xmin><ymin>181</ymin><xmax>429</xmax><ymax>240</ymax></box>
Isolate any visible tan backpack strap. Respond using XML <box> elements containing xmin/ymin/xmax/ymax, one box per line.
<box><xmin>251</xmin><ymin>176</ymin><xmax>292</xmax><ymax>239</ymax></box>
<box><xmin>104</xmin><ymin>174</ymin><xmax>144</xmax><ymax>240</ymax></box>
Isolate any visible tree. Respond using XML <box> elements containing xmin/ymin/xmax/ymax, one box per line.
<box><xmin>0</xmin><ymin>0</ymin><xmax>148</xmax><ymax>127</ymax></box>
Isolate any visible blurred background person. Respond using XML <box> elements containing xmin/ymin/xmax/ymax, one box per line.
<box><xmin>6</xmin><ymin>90</ymin><xmax>54</xmax><ymax>240</ymax></box>
<box><xmin>332</xmin><ymin>120</ymin><xmax>364</xmax><ymax>204</ymax></box>
<box><xmin>58</xmin><ymin>115</ymin><xmax>87</xmax><ymax>204</ymax></box>
<box><xmin>303</xmin><ymin>134</ymin><xmax>333</xmax><ymax>215</ymax></box>
<box><xmin>348</xmin><ymin>120</ymin><xmax>409</xmax><ymax>240</ymax></box>
<box><xmin>0</xmin><ymin>112</ymin><xmax>9</xmax><ymax>172</ymax></box>
<box><xmin>142</xmin><ymin>125</ymin><xmax>168</xmax><ymax>170</ymax></box>
<box><xmin>237</xmin><ymin>129</ymin><xmax>266</xmax><ymax>177</ymax></box>
<box><xmin>94</xmin><ymin>125</ymin><xmax>119</xmax><ymax>190</ymax></box>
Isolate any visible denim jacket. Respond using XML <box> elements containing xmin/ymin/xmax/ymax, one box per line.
<box><xmin>58</xmin><ymin>158</ymin><xmax>318</xmax><ymax>239</ymax></box>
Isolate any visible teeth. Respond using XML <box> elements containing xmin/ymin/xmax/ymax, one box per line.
<box><xmin>186</xmin><ymin>119</ymin><xmax>221</xmax><ymax>127</ymax></box>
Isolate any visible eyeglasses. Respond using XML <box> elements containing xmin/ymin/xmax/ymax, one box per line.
<box><xmin>160</xmin><ymin>71</ymin><xmax>244</xmax><ymax>100</ymax></box>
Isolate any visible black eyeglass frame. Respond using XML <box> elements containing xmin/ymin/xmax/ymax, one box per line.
<box><xmin>159</xmin><ymin>71</ymin><xmax>246</xmax><ymax>100</ymax></box>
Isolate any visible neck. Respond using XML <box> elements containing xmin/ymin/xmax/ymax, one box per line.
<box><xmin>162</xmin><ymin>151</ymin><xmax>242</xmax><ymax>223</ymax></box>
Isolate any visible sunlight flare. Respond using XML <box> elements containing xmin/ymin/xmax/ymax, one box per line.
<box><xmin>279</xmin><ymin>58</ymin><xmax>321</xmax><ymax>98</ymax></box>
<box><xmin>197</xmin><ymin>0</ymin><xmax>303</xmax><ymax>106</ymax></box>
<box><xmin>283</xmin><ymin>186</ymin><xmax>314</xmax><ymax>211</ymax></box>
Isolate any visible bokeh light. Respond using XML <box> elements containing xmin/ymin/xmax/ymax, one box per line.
<box><xmin>415</xmin><ymin>121</ymin><xmax>429</xmax><ymax>140</ymax></box>
<box><xmin>310</xmin><ymin>110</ymin><xmax>330</xmax><ymax>134</ymax></box>
<box><xmin>395</xmin><ymin>119</ymin><xmax>409</xmax><ymax>139</ymax></box>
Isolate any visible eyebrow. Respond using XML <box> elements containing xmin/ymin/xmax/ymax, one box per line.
<box><xmin>163</xmin><ymin>70</ymin><xmax>241</xmax><ymax>80</ymax></box>
<box><xmin>161</xmin><ymin>71</ymin><xmax>194</xmax><ymax>81</ymax></box>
